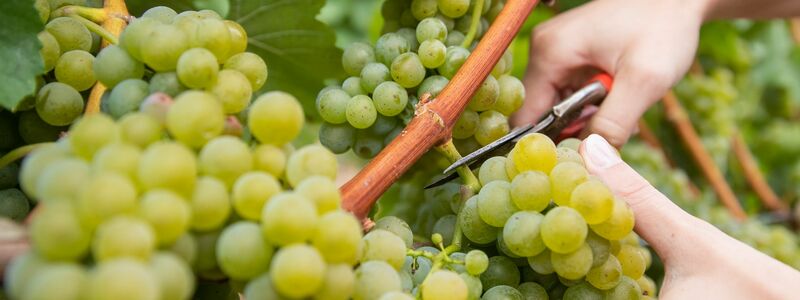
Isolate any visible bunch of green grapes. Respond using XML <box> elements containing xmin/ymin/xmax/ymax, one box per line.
<box><xmin>316</xmin><ymin>0</ymin><xmax>525</xmax><ymax>158</ymax></box>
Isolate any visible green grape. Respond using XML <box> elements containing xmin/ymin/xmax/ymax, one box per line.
<box><xmin>354</xmin><ymin>261</ymin><xmax>402</xmax><ymax>300</ymax></box>
<box><xmin>345</xmin><ymin>95</ymin><xmax>377</xmax><ymax>130</ymax></box>
<box><xmin>458</xmin><ymin>274</ymin><xmax>482</xmax><ymax>300</ymax></box>
<box><xmin>541</xmin><ymin>207</ymin><xmax>588</xmax><ymax>254</ymax></box>
<box><xmin>252</xmin><ymin>144</ymin><xmax>287</xmax><ymax>177</ymax></box>
<box><xmin>19</xmin><ymin>143</ymin><xmax>70</xmax><ymax>197</ymax></box>
<box><xmin>45</xmin><ymin>17</ymin><xmax>92</xmax><ymax>53</ymax></box>
<box><xmin>0</xmin><ymin>189</ymin><xmax>30</xmax><ymax>222</ymax></box>
<box><xmin>445</xmin><ymin>31</ymin><xmax>466</xmax><ymax>47</ymax></box>
<box><xmin>141</xmin><ymin>24</ymin><xmax>189</xmax><ymax>71</ymax></box>
<box><xmin>224</xmin><ymin>20</ymin><xmax>247</xmax><ymax>57</ymax></box>
<box><xmin>232</xmin><ymin>171</ymin><xmax>281</xmax><ymax>220</ymax></box>
<box><xmin>586</xmin><ymin>254</ymin><xmax>622</xmax><ymax>290</ymax></box>
<box><xmin>438</xmin><ymin>46</ymin><xmax>469</xmax><ymax>79</ymax></box>
<box><xmin>342</xmin><ymin>77</ymin><xmax>366</xmax><ymax>96</ymax></box>
<box><xmin>177</xmin><ymin>48</ymin><xmax>219</xmax><ymax>89</ymax></box>
<box><xmin>559</xmin><ymin>137</ymin><xmax>582</xmax><ymax>151</ymax></box>
<box><xmin>459</xmin><ymin>195</ymin><xmax>497</xmax><ymax>244</ymax></box>
<box><xmin>527</xmin><ymin>250</ymin><xmax>554</xmax><ymax>274</ymax></box>
<box><xmin>243</xmin><ymin>274</ymin><xmax>284</xmax><ymax>300</ymax></box>
<box><xmin>468</xmin><ymin>75</ymin><xmax>499</xmax><ymax>112</ymax></box>
<box><xmin>248</xmin><ymin>91</ymin><xmax>304</xmax><ymax>145</ymax></box>
<box><xmin>195</xmin><ymin>18</ymin><xmax>231</xmax><ymax>61</ymax></box>
<box><xmin>453</xmin><ymin>109</ymin><xmax>478</xmax><ymax>139</ymax></box>
<box><xmin>494</xmin><ymin>75</ymin><xmax>525</xmax><ymax>116</ymax></box>
<box><xmin>76</xmin><ymin>171</ymin><xmax>137</xmax><ymax>228</ymax></box>
<box><xmin>192</xmin><ymin>230</ymin><xmax>221</xmax><ymax>275</ymax></box>
<box><xmin>379</xmin><ymin>291</ymin><xmax>414</xmax><ymax>300</ymax></box>
<box><xmin>150</xmin><ymin>252</ymin><xmax>195</xmax><ymax>300</ymax></box>
<box><xmin>313</xmin><ymin>210</ymin><xmax>363</xmax><ymax>265</ymax></box>
<box><xmin>373</xmin><ymin>81</ymin><xmax>408</xmax><ymax>116</ymax></box>
<box><xmin>590</xmin><ymin>197</ymin><xmax>635</xmax><ymax>240</ymax></box>
<box><xmin>118</xmin><ymin>112</ymin><xmax>162</xmax><ymax>148</ymax></box>
<box><xmin>438</xmin><ymin>0</ymin><xmax>469</xmax><ymax>17</ymax></box>
<box><xmin>69</xmin><ymin>113</ymin><xmax>120</xmax><ymax>160</ymax></box>
<box><xmin>491</xmin><ymin>50</ymin><xmax>512</xmax><ymax>77</ymax></box>
<box><xmin>208</xmin><ymin>69</ymin><xmax>252</xmax><ymax>113</ymax></box>
<box><xmin>563</xmin><ymin>282</ymin><xmax>604</xmax><ymax>300</ymax></box>
<box><xmin>495</xmin><ymin>231</ymin><xmax>521</xmax><ymax>259</ymax></box>
<box><xmin>395</xmin><ymin>28</ymin><xmax>419</xmax><ymax>52</ymax></box>
<box><xmin>474</xmin><ymin>110</ymin><xmax>509</xmax><ymax>146</ymax></box>
<box><xmin>270</xmin><ymin>244</ymin><xmax>326</xmax><ymax>298</ymax></box>
<box><xmin>373</xmin><ymin>216</ymin><xmax>414</xmax><ymax>248</ymax></box>
<box><xmin>166</xmin><ymin>90</ymin><xmax>224</xmax><ymax>148</ymax></box>
<box><xmin>223</xmin><ymin>52</ymin><xmax>268</xmax><ymax>90</ymax></box>
<box><xmin>477</xmin><ymin>181</ymin><xmax>518</xmax><ymax>227</ymax></box>
<box><xmin>319</xmin><ymin>122</ymin><xmax>355</xmax><ymax>154</ymax></box>
<box><xmin>317</xmin><ymin>88</ymin><xmax>350</xmax><ymax>124</ymax></box>
<box><xmin>4</xmin><ymin>253</ymin><xmax>46</xmax><ymax>299</ymax></box>
<box><xmin>418</xmin><ymin>39</ymin><xmax>447</xmax><ymax>68</ymax></box>
<box><xmin>35</xmin><ymin>0</ymin><xmax>50</xmax><ymax>23</ymax></box>
<box><xmin>141</xmin><ymin>5</ymin><xmax>177</xmax><ymax>22</ymax></box>
<box><xmin>360</xmin><ymin>229</ymin><xmax>407</xmax><ymax>269</ymax></box>
<box><xmin>465</xmin><ymin>250</ymin><xmax>489</xmax><ymax>276</ymax></box>
<box><xmin>148</xmin><ymin>72</ymin><xmax>186</xmax><ymax>97</ymax></box>
<box><xmin>20</xmin><ymin>263</ymin><xmax>86</xmax><ymax>300</ymax></box>
<box><xmin>360</xmin><ymin>62</ymin><xmax>391</xmax><ymax>93</ymax></box>
<box><xmin>85</xmin><ymin>259</ymin><xmax>159</xmax><ymax>300</ymax></box>
<box><xmin>432</xmin><ymin>215</ymin><xmax>456</xmax><ymax>245</ymax></box>
<box><xmin>509</xmin><ymin>170</ymin><xmax>550</xmax><ymax>212</ymax></box>
<box><xmin>92</xmin><ymin>216</ymin><xmax>156</xmax><ymax>262</ymax></box>
<box><xmin>17</xmin><ymin>110</ymin><xmax>66</xmax><ymax>144</ymax></box>
<box><xmin>342</xmin><ymin>42</ymin><xmax>376</xmax><ymax>76</ymax></box>
<box><xmin>418</xmin><ymin>75</ymin><xmax>449</xmax><ymax>99</ymax></box>
<box><xmin>570</xmin><ymin>179</ymin><xmax>614</xmax><ymax>224</ymax></box>
<box><xmin>617</xmin><ymin>245</ymin><xmax>646</xmax><ymax>279</ymax></box>
<box><xmin>518</xmin><ymin>282</ymin><xmax>548</xmax><ymax>300</ymax></box>
<box><xmin>482</xmin><ymin>285</ymin><xmax>522</xmax><ymax>300</ymax></box>
<box><xmin>119</xmin><ymin>17</ymin><xmax>158</xmax><ymax>60</ymax></box>
<box><xmin>189</xmin><ymin>176</ymin><xmax>230</xmax><ymax>231</ymax></box>
<box><xmin>557</xmin><ymin>147</ymin><xmax>584</xmax><ymax>165</ymax></box>
<box><xmin>503</xmin><ymin>211</ymin><xmax>546</xmax><ymax>257</ymax></box>
<box><xmin>30</xmin><ymin>202</ymin><xmax>90</xmax><ymax>260</ymax></box>
<box><xmin>550</xmin><ymin>162</ymin><xmax>589</xmax><ymax>206</ymax></box>
<box><xmin>376</xmin><ymin>33</ymin><xmax>410</xmax><ymax>65</ymax></box>
<box><xmin>411</xmin><ymin>0</ymin><xmax>437</xmax><ymax>20</ymax></box>
<box><xmin>199</xmin><ymin>136</ymin><xmax>253</xmax><ymax>187</ymax></box>
<box><xmin>107</xmin><ymin>79</ymin><xmax>149</xmax><ymax>119</ymax></box>
<box><xmin>512</xmin><ymin>133</ymin><xmax>557</xmax><ymax>174</ymax></box>
<box><xmin>38</xmin><ymin>31</ymin><xmax>60</xmax><ymax>73</ymax></box>
<box><xmin>391</xmin><ymin>52</ymin><xmax>425</xmax><ymax>88</ymax></box>
<box><xmin>480</xmin><ymin>256</ymin><xmax>520</xmax><ymax>291</ymax></box>
<box><xmin>262</xmin><ymin>192</ymin><xmax>318</xmax><ymax>246</ymax></box>
<box><xmin>637</xmin><ymin>276</ymin><xmax>657</xmax><ymax>297</ymax></box>
<box><xmin>216</xmin><ymin>221</ymin><xmax>273</xmax><ymax>280</ymax></box>
<box><xmin>604</xmin><ymin>276</ymin><xmax>641</xmax><ymax>300</ymax></box>
<box><xmin>422</xmin><ymin>270</ymin><xmax>468</xmax><ymax>300</ymax></box>
<box><xmin>551</xmin><ymin>243</ymin><xmax>593</xmax><ymax>280</ymax></box>
<box><xmin>416</xmin><ymin>17</ymin><xmax>448</xmax><ymax>42</ymax></box>
<box><xmin>167</xmin><ymin>233</ymin><xmax>197</xmax><ymax>267</ymax></box>
<box><xmin>93</xmin><ymin>45</ymin><xmax>145</xmax><ymax>88</ymax></box>
<box><xmin>479</xmin><ymin>156</ymin><xmax>509</xmax><ymax>185</ymax></box>
<box><xmin>285</xmin><ymin>144</ymin><xmax>338</xmax><ymax>187</ymax></box>
<box><xmin>35</xmin><ymin>82</ymin><xmax>83</xmax><ymax>126</ymax></box>
<box><xmin>295</xmin><ymin>176</ymin><xmax>341</xmax><ymax>213</ymax></box>
<box><xmin>586</xmin><ymin>231</ymin><xmax>611</xmax><ymax>267</ymax></box>
<box><xmin>139</xmin><ymin>190</ymin><xmax>191</xmax><ymax>246</ymax></box>
<box><xmin>35</xmin><ymin>158</ymin><xmax>89</xmax><ymax>202</ymax></box>
<box><xmin>137</xmin><ymin>141</ymin><xmax>196</xmax><ymax>195</ymax></box>
<box><xmin>315</xmin><ymin>264</ymin><xmax>356</xmax><ymax>300</ymax></box>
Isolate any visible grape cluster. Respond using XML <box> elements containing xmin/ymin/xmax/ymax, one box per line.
<box><xmin>317</xmin><ymin>0</ymin><xmax>525</xmax><ymax>158</ymax></box>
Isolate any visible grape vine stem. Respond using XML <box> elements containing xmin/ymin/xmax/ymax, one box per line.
<box><xmin>731</xmin><ymin>132</ymin><xmax>788</xmax><ymax>212</ymax></box>
<box><xmin>341</xmin><ymin>0</ymin><xmax>539</xmax><ymax>219</ymax></box>
<box><xmin>662</xmin><ymin>91</ymin><xmax>747</xmax><ymax>220</ymax></box>
<box><xmin>85</xmin><ymin>0</ymin><xmax>131</xmax><ymax>115</ymax></box>
<box><xmin>461</xmin><ymin>0</ymin><xmax>486</xmax><ymax>48</ymax></box>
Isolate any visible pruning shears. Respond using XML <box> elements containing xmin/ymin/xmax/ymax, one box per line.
<box><xmin>424</xmin><ymin>73</ymin><xmax>614</xmax><ymax>189</ymax></box>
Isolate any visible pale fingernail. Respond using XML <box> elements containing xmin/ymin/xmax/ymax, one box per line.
<box><xmin>583</xmin><ymin>134</ymin><xmax>622</xmax><ymax>169</ymax></box>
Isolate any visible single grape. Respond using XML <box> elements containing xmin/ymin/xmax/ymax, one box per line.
<box><xmin>509</xmin><ymin>170</ymin><xmax>551</xmax><ymax>212</ymax></box>
<box><xmin>223</xmin><ymin>52</ymin><xmax>268</xmax><ymax>90</ymax></box>
<box><xmin>262</xmin><ymin>192</ymin><xmax>318</xmax><ymax>246</ymax></box>
<box><xmin>360</xmin><ymin>229</ymin><xmax>407</xmax><ymax>270</ymax></box>
<box><xmin>465</xmin><ymin>250</ymin><xmax>489</xmax><ymax>276</ymax></box>
<box><xmin>374</xmin><ymin>216</ymin><xmax>414</xmax><ymax>249</ymax></box>
<box><xmin>453</xmin><ymin>109</ymin><xmax>478</xmax><ymax>139</ymax></box>
<box><xmin>557</xmin><ymin>147</ymin><xmax>584</xmax><ymax>165</ymax></box>
<box><xmin>270</xmin><ymin>244</ymin><xmax>326</xmax><ymax>298</ymax></box>
<box><xmin>147</xmin><ymin>72</ymin><xmax>186</xmax><ymax>96</ymax></box>
<box><xmin>550</xmin><ymin>161</ymin><xmax>590</xmax><ymax>206</ymax></box>
<box><xmin>617</xmin><ymin>245</ymin><xmax>646</xmax><ymax>279</ymax></box>
<box><xmin>216</xmin><ymin>221</ymin><xmax>273</xmax><ymax>280</ymax></box>
<box><xmin>373</xmin><ymin>81</ymin><xmax>409</xmax><ymax>116</ymax></box>
<box><xmin>638</xmin><ymin>276</ymin><xmax>657</xmax><ymax>297</ymax></box>
<box><xmin>342</xmin><ymin>76</ymin><xmax>366</xmax><ymax>96</ymax></box>
<box><xmin>475</xmin><ymin>110</ymin><xmax>509</xmax><ymax>146</ymax></box>
<box><xmin>295</xmin><ymin>175</ymin><xmax>341</xmax><ymax>213</ymax></box>
<box><xmin>199</xmin><ymin>136</ymin><xmax>253</xmax><ymax>187</ymax></box>
<box><xmin>527</xmin><ymin>249</ymin><xmax>555</xmax><ymax>274</ymax></box>
<box><xmin>416</xmin><ymin>17</ymin><xmax>448</xmax><ymax>42</ymax></box>
<box><xmin>411</xmin><ymin>0</ymin><xmax>438</xmax><ymax>20</ymax></box>
<box><xmin>141</xmin><ymin>24</ymin><xmax>189</xmax><ymax>71</ymax></box>
<box><xmin>354</xmin><ymin>261</ymin><xmax>402</xmax><ymax>300</ymax></box>
<box><xmin>360</xmin><ymin>62</ymin><xmax>391</xmax><ymax>93</ymax></box>
<box><xmin>243</xmin><ymin>274</ymin><xmax>283</xmax><ymax>300</ymax></box>
<box><xmin>166</xmin><ymin>90</ymin><xmax>225</xmax><ymax>147</ymax></box>
<box><xmin>92</xmin><ymin>216</ymin><xmax>157</xmax><ymax>262</ymax></box>
<box><xmin>18</xmin><ymin>143</ymin><xmax>70</xmax><ymax>198</ymax></box>
<box><xmin>562</xmin><ymin>282</ymin><xmax>604</xmax><ymax>300</ymax></box>
<box><xmin>312</xmin><ymin>210</ymin><xmax>363</xmax><ymax>266</ymax></box>
<box><xmin>70</xmin><ymin>114</ymin><xmax>120</xmax><ymax>161</ymax></box>
<box><xmin>478</xmin><ymin>156</ymin><xmax>509</xmax><ymax>185</ymax></box>
<box><xmin>468</xmin><ymin>75</ymin><xmax>499</xmax><ymax>112</ymax></box>
<box><xmin>94</xmin><ymin>45</ymin><xmax>145</xmax><ymax>88</ymax></box>
<box><xmin>252</xmin><ymin>144</ymin><xmax>287</xmax><ymax>177</ymax></box>
<box><xmin>459</xmin><ymin>195</ymin><xmax>497</xmax><ymax>244</ymax></box>
<box><xmin>570</xmin><ymin>179</ymin><xmax>615</xmax><ymax>224</ymax></box>
<box><xmin>118</xmin><ymin>112</ymin><xmax>162</xmax><ymax>148</ymax></box>
<box><xmin>107</xmin><ymin>79</ymin><xmax>149</xmax><ymax>119</ymax></box>
<box><xmin>376</xmin><ymin>33</ymin><xmax>410</xmax><ymax>65</ymax></box>
<box><xmin>438</xmin><ymin>46</ymin><xmax>469</xmax><ymax>78</ymax></box>
<box><xmin>231</xmin><ymin>171</ymin><xmax>281</xmax><ymax>221</ymax></box>
<box><xmin>20</xmin><ymin>263</ymin><xmax>86</xmax><ymax>300</ymax></box>
<box><xmin>541</xmin><ymin>206</ymin><xmax>589</xmax><ymax>254</ymax></box>
<box><xmin>391</xmin><ymin>52</ymin><xmax>426</xmax><ymax>88</ymax></box>
<box><xmin>395</xmin><ymin>27</ymin><xmax>419</xmax><ymax>52</ymax></box>
<box><xmin>194</xmin><ymin>18</ymin><xmax>232</xmax><ymax>61</ymax></box>
<box><xmin>137</xmin><ymin>141</ymin><xmax>197</xmax><ymax>196</ymax></box>
<box><xmin>35</xmin><ymin>82</ymin><xmax>83</xmax><ymax>126</ymax></box>
<box><xmin>604</xmin><ymin>276</ymin><xmax>642</xmax><ymax>300</ymax></box>
<box><xmin>586</xmin><ymin>254</ymin><xmax>622</xmax><ymax>290</ymax></box>
<box><xmin>285</xmin><ymin>144</ymin><xmax>337</xmax><ymax>187</ymax></box>
<box><xmin>35</xmin><ymin>158</ymin><xmax>89</xmax><ymax>202</ymax></box>
<box><xmin>512</xmin><ymin>132</ymin><xmax>557</xmax><ymax>174</ymax></box>
<box><xmin>343</xmin><ymin>42</ymin><xmax>376</xmax><ymax>76</ymax></box>
<box><xmin>4</xmin><ymin>253</ymin><xmax>46</xmax><ymax>300</ymax></box>
<box><xmin>418</xmin><ymin>39</ymin><xmax>447</xmax><ymax>68</ymax></box>
<box><xmin>346</xmin><ymin>95</ymin><xmax>378</xmax><ymax>129</ymax></box>
<box><xmin>480</xmin><ymin>256</ymin><xmax>520</xmax><ymax>291</ymax></box>
<box><xmin>445</xmin><ymin>31</ymin><xmax>466</xmax><ymax>47</ymax></box>
<box><xmin>319</xmin><ymin>122</ymin><xmax>355</xmax><ymax>154</ymax></box>
<box><xmin>417</xmin><ymin>75</ymin><xmax>449</xmax><ymax>99</ymax></box>
<box><xmin>317</xmin><ymin>88</ymin><xmax>350</xmax><ymax>124</ymax></box>
<box><xmin>38</xmin><ymin>31</ymin><xmax>60</xmax><ymax>72</ymax></box>
<box><xmin>421</xmin><ymin>270</ymin><xmax>468</xmax><ymax>300</ymax></box>
<box><xmin>586</xmin><ymin>231</ymin><xmax>611</xmax><ymax>267</ymax></box>
<box><xmin>503</xmin><ymin>211</ymin><xmax>547</xmax><ymax>257</ymax></box>
<box><xmin>177</xmin><ymin>48</ymin><xmax>219</xmax><ymax>89</ymax></box>
<box><xmin>590</xmin><ymin>197</ymin><xmax>635</xmax><ymax>240</ymax></box>
<box><xmin>551</xmin><ymin>242</ymin><xmax>594</xmax><ymax>280</ymax></box>
<box><xmin>224</xmin><ymin>20</ymin><xmax>247</xmax><ymax>57</ymax></box>
<box><xmin>85</xmin><ymin>259</ymin><xmax>159</xmax><ymax>300</ymax></box>
<box><xmin>30</xmin><ymin>202</ymin><xmax>90</xmax><ymax>260</ymax></box>
<box><xmin>248</xmin><ymin>91</ymin><xmax>304</xmax><ymax>145</ymax></box>
<box><xmin>142</xmin><ymin>6</ymin><xmax>177</xmax><ymax>23</ymax></box>
<box><xmin>150</xmin><ymin>252</ymin><xmax>195</xmax><ymax>300</ymax></box>
<box><xmin>139</xmin><ymin>190</ymin><xmax>191</xmax><ymax>246</ymax></box>
<box><xmin>494</xmin><ymin>75</ymin><xmax>525</xmax><ymax>116</ymax></box>
<box><xmin>119</xmin><ymin>17</ymin><xmax>158</xmax><ymax>60</ymax></box>
<box><xmin>315</xmin><ymin>264</ymin><xmax>356</xmax><ymax>300</ymax></box>
<box><xmin>45</xmin><ymin>17</ymin><xmax>92</xmax><ymax>53</ymax></box>
<box><xmin>477</xmin><ymin>181</ymin><xmax>518</xmax><ymax>227</ymax></box>
<box><xmin>482</xmin><ymin>285</ymin><xmax>522</xmax><ymax>300</ymax></box>
<box><xmin>559</xmin><ymin>137</ymin><xmax>582</xmax><ymax>151</ymax></box>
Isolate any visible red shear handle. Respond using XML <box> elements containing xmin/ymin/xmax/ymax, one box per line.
<box><xmin>590</xmin><ymin>72</ymin><xmax>614</xmax><ymax>92</ymax></box>
<box><xmin>556</xmin><ymin>73</ymin><xmax>613</xmax><ymax>142</ymax></box>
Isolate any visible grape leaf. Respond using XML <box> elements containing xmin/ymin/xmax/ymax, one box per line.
<box><xmin>0</xmin><ymin>1</ymin><xmax>45</xmax><ymax>111</ymax></box>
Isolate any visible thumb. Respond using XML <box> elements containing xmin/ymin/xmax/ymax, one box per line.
<box><xmin>579</xmin><ymin>134</ymin><xmax>697</xmax><ymax>260</ymax></box>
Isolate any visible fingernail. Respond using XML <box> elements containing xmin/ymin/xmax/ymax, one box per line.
<box><xmin>583</xmin><ymin>134</ymin><xmax>622</xmax><ymax>169</ymax></box>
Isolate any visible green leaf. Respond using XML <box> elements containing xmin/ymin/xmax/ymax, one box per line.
<box><xmin>0</xmin><ymin>1</ymin><xmax>45</xmax><ymax>111</ymax></box>
<box><xmin>230</xmin><ymin>0</ymin><xmax>344</xmax><ymax>119</ymax></box>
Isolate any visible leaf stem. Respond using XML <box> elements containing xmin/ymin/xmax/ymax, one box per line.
<box><xmin>0</xmin><ymin>143</ymin><xmax>51</xmax><ymax>169</ymax></box>
<box><xmin>69</xmin><ymin>15</ymin><xmax>118</xmax><ymax>45</ymax></box>
<box><xmin>461</xmin><ymin>0</ymin><xmax>486</xmax><ymax>48</ymax></box>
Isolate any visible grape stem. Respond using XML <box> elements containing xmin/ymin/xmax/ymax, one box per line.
<box><xmin>731</xmin><ymin>132</ymin><xmax>788</xmax><ymax>212</ymax></box>
<box><xmin>461</xmin><ymin>0</ymin><xmax>486</xmax><ymax>48</ymax></box>
<box><xmin>69</xmin><ymin>15</ymin><xmax>119</xmax><ymax>45</ymax></box>
<box><xmin>0</xmin><ymin>143</ymin><xmax>52</xmax><ymax>169</ymax></box>
<box><xmin>51</xmin><ymin>5</ymin><xmax>109</xmax><ymax>23</ymax></box>
<box><xmin>662</xmin><ymin>91</ymin><xmax>747</xmax><ymax>220</ymax></box>
<box><xmin>85</xmin><ymin>0</ymin><xmax>131</xmax><ymax>115</ymax></box>
<box><xmin>434</xmin><ymin>140</ymin><xmax>481</xmax><ymax>193</ymax></box>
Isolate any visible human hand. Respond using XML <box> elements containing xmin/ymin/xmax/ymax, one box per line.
<box><xmin>580</xmin><ymin>134</ymin><xmax>800</xmax><ymax>299</ymax></box>
<box><xmin>512</xmin><ymin>0</ymin><xmax>707</xmax><ymax>147</ymax></box>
